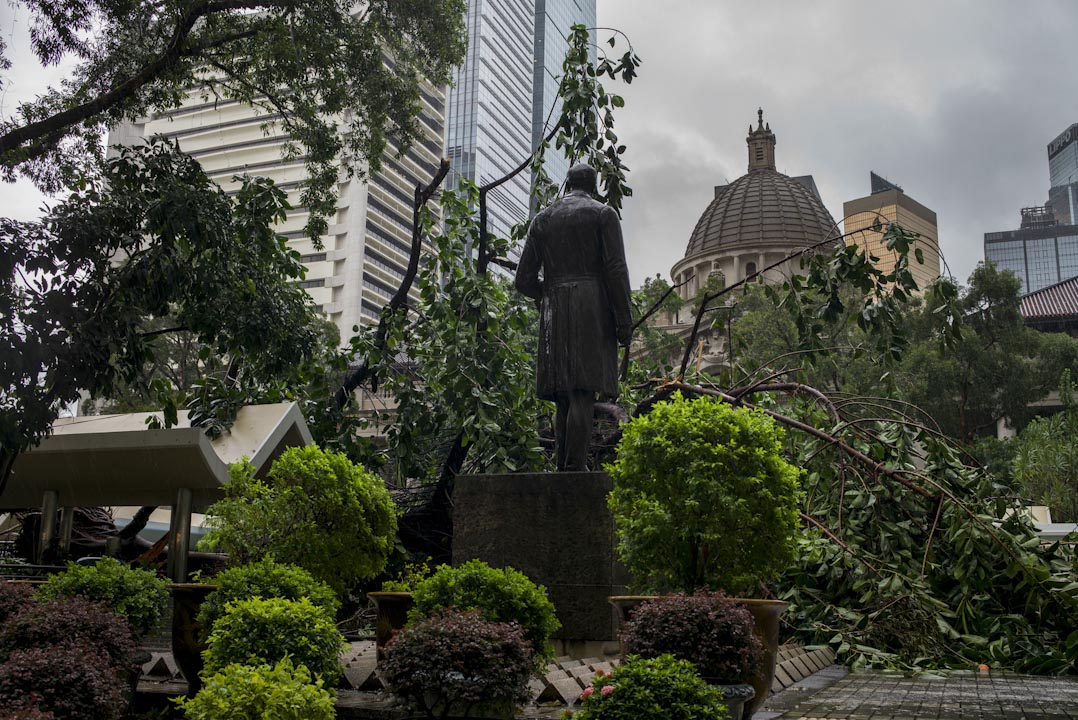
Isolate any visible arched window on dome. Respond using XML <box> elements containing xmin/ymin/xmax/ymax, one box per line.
<box><xmin>744</xmin><ymin>261</ymin><xmax>757</xmax><ymax>281</ymax></box>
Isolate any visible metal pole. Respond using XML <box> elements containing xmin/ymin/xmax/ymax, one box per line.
<box><xmin>167</xmin><ymin>488</ymin><xmax>193</xmax><ymax>583</ymax></box>
<box><xmin>58</xmin><ymin>506</ymin><xmax>75</xmax><ymax>554</ymax></box>
<box><xmin>37</xmin><ymin>490</ymin><xmax>59</xmax><ymax>564</ymax></box>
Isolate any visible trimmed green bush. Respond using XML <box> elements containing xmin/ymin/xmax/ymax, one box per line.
<box><xmin>197</xmin><ymin>558</ymin><xmax>340</xmax><ymax>641</ymax></box>
<box><xmin>571</xmin><ymin>654</ymin><xmax>726</xmax><ymax>720</ymax></box>
<box><xmin>37</xmin><ymin>557</ymin><xmax>168</xmax><ymax>637</ymax></box>
<box><xmin>177</xmin><ymin>658</ymin><xmax>335</xmax><ymax>720</ymax></box>
<box><xmin>201</xmin><ymin>445</ymin><xmax>398</xmax><ymax>596</ymax></box>
<box><xmin>0</xmin><ymin>642</ymin><xmax>126</xmax><ymax>720</ymax></box>
<box><xmin>621</xmin><ymin>592</ymin><xmax>763</xmax><ymax>683</ymax></box>
<box><xmin>202</xmin><ymin>596</ymin><xmax>345</xmax><ymax>685</ymax></box>
<box><xmin>383</xmin><ymin>608</ymin><xmax>535</xmax><ymax>716</ymax></box>
<box><xmin>410</xmin><ymin>559</ymin><xmax>560</xmax><ymax>662</ymax></box>
<box><xmin>607</xmin><ymin>392</ymin><xmax>802</xmax><ymax>593</ymax></box>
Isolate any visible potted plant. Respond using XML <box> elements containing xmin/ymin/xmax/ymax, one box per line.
<box><xmin>606</xmin><ymin>392</ymin><xmax>802</xmax><ymax>716</ymax></box>
<box><xmin>408</xmin><ymin>559</ymin><xmax>560</xmax><ymax>665</ymax></box>
<box><xmin>367</xmin><ymin>561</ymin><xmax>431</xmax><ymax>660</ymax></box>
<box><xmin>620</xmin><ymin>592</ymin><xmax>763</xmax><ymax>719</ymax></box>
<box><xmin>381</xmin><ymin>608</ymin><xmax>536</xmax><ymax>719</ymax></box>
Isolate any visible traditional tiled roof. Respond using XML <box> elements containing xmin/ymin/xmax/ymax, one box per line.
<box><xmin>1019</xmin><ymin>275</ymin><xmax>1078</xmax><ymax>320</ymax></box>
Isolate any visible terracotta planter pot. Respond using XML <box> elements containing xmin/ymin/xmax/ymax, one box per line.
<box><xmin>608</xmin><ymin>595</ymin><xmax>787</xmax><ymax>720</ymax></box>
<box><xmin>367</xmin><ymin>591</ymin><xmax>414</xmax><ymax>661</ymax></box>
<box><xmin>738</xmin><ymin>599</ymin><xmax>788</xmax><ymax>719</ymax></box>
<box><xmin>168</xmin><ymin>583</ymin><xmax>217</xmax><ymax>695</ymax></box>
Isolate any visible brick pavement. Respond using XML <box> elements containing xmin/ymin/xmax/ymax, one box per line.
<box><xmin>761</xmin><ymin>669</ymin><xmax>1078</xmax><ymax>720</ymax></box>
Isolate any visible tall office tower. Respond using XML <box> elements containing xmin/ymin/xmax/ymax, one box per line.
<box><xmin>112</xmin><ymin>83</ymin><xmax>447</xmax><ymax>342</ymax></box>
<box><xmin>531</xmin><ymin>0</ymin><xmax>596</xmax><ymax>192</ymax></box>
<box><xmin>843</xmin><ymin>172</ymin><xmax>941</xmax><ymax>292</ymax></box>
<box><xmin>984</xmin><ymin>207</ymin><xmax>1078</xmax><ymax>294</ymax></box>
<box><xmin>446</xmin><ymin>0</ymin><xmax>535</xmax><ymax>244</ymax></box>
<box><xmin>1047</xmin><ymin>123</ymin><xmax>1078</xmax><ymax>225</ymax></box>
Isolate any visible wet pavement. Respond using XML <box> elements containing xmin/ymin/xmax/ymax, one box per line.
<box><xmin>759</xmin><ymin>666</ymin><xmax>1078</xmax><ymax>720</ymax></box>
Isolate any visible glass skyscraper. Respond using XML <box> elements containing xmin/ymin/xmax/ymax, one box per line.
<box><xmin>1048</xmin><ymin>123</ymin><xmax>1078</xmax><ymax>189</ymax></box>
<box><xmin>984</xmin><ymin>208</ymin><xmax>1078</xmax><ymax>294</ymax></box>
<box><xmin>532</xmin><ymin>0</ymin><xmax>597</xmax><ymax>192</ymax></box>
<box><xmin>446</xmin><ymin>0</ymin><xmax>536</xmax><ymax>243</ymax></box>
<box><xmin>446</xmin><ymin>0</ymin><xmax>596</xmax><ymax>247</ymax></box>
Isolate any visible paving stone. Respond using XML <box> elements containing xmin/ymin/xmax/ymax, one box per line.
<box><xmin>587</xmin><ymin>661</ymin><xmax>614</xmax><ymax>676</ymax></box>
<box><xmin>536</xmin><ymin>676</ymin><xmax>587</xmax><ymax>706</ymax></box>
<box><xmin>142</xmin><ymin>653</ymin><xmax>177</xmax><ymax>678</ymax></box>
<box><xmin>557</xmin><ymin>659</ymin><xmax>584</xmax><ymax>669</ymax></box>
<box><xmin>569</xmin><ymin>665</ymin><xmax>596</xmax><ymax>680</ymax></box>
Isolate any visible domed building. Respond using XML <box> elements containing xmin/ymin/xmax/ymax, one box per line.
<box><xmin>670</xmin><ymin>110</ymin><xmax>840</xmax><ymax>301</ymax></box>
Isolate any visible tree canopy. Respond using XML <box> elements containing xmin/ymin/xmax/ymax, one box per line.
<box><xmin>2</xmin><ymin>0</ymin><xmax>467</xmax><ymax>236</ymax></box>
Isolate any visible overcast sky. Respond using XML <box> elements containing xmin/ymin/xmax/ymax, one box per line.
<box><xmin>3</xmin><ymin>1</ymin><xmax>1078</xmax><ymax>289</ymax></box>
<box><xmin>598</xmin><ymin>0</ymin><xmax>1078</xmax><ymax>286</ymax></box>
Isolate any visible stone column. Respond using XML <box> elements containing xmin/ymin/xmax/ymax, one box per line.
<box><xmin>167</xmin><ymin>488</ymin><xmax>193</xmax><ymax>583</ymax></box>
<box><xmin>37</xmin><ymin>490</ymin><xmax>58</xmax><ymax>564</ymax></box>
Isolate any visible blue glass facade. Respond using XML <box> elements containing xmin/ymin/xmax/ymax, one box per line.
<box><xmin>531</xmin><ymin>0</ymin><xmax>596</xmax><ymax>193</ymax></box>
<box><xmin>985</xmin><ymin>227</ymin><xmax>1078</xmax><ymax>293</ymax></box>
<box><xmin>446</xmin><ymin>0</ymin><xmax>535</xmax><ymax>244</ymax></box>
<box><xmin>1048</xmin><ymin>123</ymin><xmax>1078</xmax><ymax>189</ymax></box>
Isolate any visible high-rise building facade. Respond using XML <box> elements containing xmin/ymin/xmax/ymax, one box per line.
<box><xmin>113</xmin><ymin>83</ymin><xmax>447</xmax><ymax>341</ymax></box>
<box><xmin>446</xmin><ymin>0</ymin><xmax>535</xmax><ymax>243</ymax></box>
<box><xmin>1048</xmin><ymin>123</ymin><xmax>1078</xmax><ymax>225</ymax></box>
<box><xmin>984</xmin><ymin>207</ymin><xmax>1078</xmax><ymax>294</ymax></box>
<box><xmin>531</xmin><ymin>0</ymin><xmax>596</xmax><ymax>190</ymax></box>
<box><xmin>843</xmin><ymin>172</ymin><xmax>941</xmax><ymax>292</ymax></box>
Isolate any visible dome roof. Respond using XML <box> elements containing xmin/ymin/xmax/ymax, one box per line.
<box><xmin>684</xmin><ymin>168</ymin><xmax>839</xmax><ymax>259</ymax></box>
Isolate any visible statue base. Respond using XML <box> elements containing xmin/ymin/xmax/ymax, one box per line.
<box><xmin>452</xmin><ymin>472</ymin><xmax>628</xmax><ymax>645</ymax></box>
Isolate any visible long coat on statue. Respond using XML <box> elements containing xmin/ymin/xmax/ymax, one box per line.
<box><xmin>514</xmin><ymin>190</ymin><xmax>634</xmax><ymax>401</ymax></box>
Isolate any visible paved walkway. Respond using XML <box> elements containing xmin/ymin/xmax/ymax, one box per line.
<box><xmin>759</xmin><ymin>667</ymin><xmax>1078</xmax><ymax>720</ymax></box>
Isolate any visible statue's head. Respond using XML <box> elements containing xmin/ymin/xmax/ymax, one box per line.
<box><xmin>565</xmin><ymin>163</ymin><xmax>598</xmax><ymax>194</ymax></box>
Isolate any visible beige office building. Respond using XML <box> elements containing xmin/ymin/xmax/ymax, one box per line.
<box><xmin>112</xmin><ymin>84</ymin><xmax>447</xmax><ymax>342</ymax></box>
<box><xmin>843</xmin><ymin>173</ymin><xmax>941</xmax><ymax>292</ymax></box>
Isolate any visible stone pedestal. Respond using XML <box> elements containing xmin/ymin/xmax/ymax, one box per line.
<box><xmin>452</xmin><ymin>472</ymin><xmax>628</xmax><ymax>644</ymax></box>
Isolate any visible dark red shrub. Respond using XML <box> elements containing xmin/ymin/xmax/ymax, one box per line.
<box><xmin>0</xmin><ymin>595</ymin><xmax>135</xmax><ymax>669</ymax></box>
<box><xmin>0</xmin><ymin>707</ymin><xmax>58</xmax><ymax>720</ymax></box>
<box><xmin>621</xmin><ymin>592</ymin><xmax>764</xmax><ymax>683</ymax></box>
<box><xmin>0</xmin><ymin>642</ymin><xmax>126</xmax><ymax>720</ymax></box>
<box><xmin>0</xmin><ymin>581</ymin><xmax>37</xmax><ymax>625</ymax></box>
<box><xmin>382</xmin><ymin>608</ymin><xmax>535</xmax><ymax>715</ymax></box>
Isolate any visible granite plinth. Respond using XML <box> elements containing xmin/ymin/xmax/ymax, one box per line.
<box><xmin>452</xmin><ymin>472</ymin><xmax>627</xmax><ymax>643</ymax></box>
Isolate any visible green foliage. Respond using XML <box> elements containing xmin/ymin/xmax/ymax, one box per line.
<box><xmin>177</xmin><ymin>658</ymin><xmax>335</xmax><ymax>720</ymax></box>
<box><xmin>2</xmin><ymin>0</ymin><xmax>467</xmax><ymax>238</ymax></box>
<box><xmin>409</xmin><ymin>560</ymin><xmax>560</xmax><ymax>663</ymax></box>
<box><xmin>383</xmin><ymin>608</ymin><xmax>535</xmax><ymax>716</ymax></box>
<box><xmin>359</xmin><ymin>185</ymin><xmax>548</xmax><ymax>481</ymax></box>
<box><xmin>607</xmin><ymin>393</ymin><xmax>802</xmax><ymax>593</ymax></box>
<box><xmin>200</xmin><ymin>445</ymin><xmax>397</xmax><ymax>596</ymax></box>
<box><xmin>569</xmin><ymin>655</ymin><xmax>726</xmax><ymax>720</ymax></box>
<box><xmin>201</xmin><ymin>596</ymin><xmax>345</xmax><ymax>685</ymax></box>
<box><xmin>381</xmin><ymin>562</ymin><xmax>433</xmax><ymax>593</ymax></box>
<box><xmin>0</xmin><ymin>642</ymin><xmax>126</xmax><ymax>720</ymax></box>
<box><xmin>782</xmin><ymin>416</ymin><xmax>1078</xmax><ymax>674</ymax></box>
<box><xmin>196</xmin><ymin>559</ymin><xmax>340</xmax><ymax>641</ymax></box>
<box><xmin>1013</xmin><ymin>371</ymin><xmax>1078</xmax><ymax>521</ymax></box>
<box><xmin>1</xmin><ymin>139</ymin><xmax>320</xmax><ymax>479</ymax></box>
<box><xmin>37</xmin><ymin>557</ymin><xmax>168</xmax><ymax>637</ymax></box>
<box><xmin>621</xmin><ymin>592</ymin><xmax>763</xmax><ymax>683</ymax></box>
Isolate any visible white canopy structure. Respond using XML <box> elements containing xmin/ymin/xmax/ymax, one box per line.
<box><xmin>1</xmin><ymin>402</ymin><xmax>312</xmax><ymax>579</ymax></box>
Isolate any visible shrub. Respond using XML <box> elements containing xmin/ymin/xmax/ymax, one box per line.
<box><xmin>0</xmin><ymin>642</ymin><xmax>126</xmax><ymax>720</ymax></box>
<box><xmin>0</xmin><ymin>595</ymin><xmax>136</xmax><ymax>668</ymax></box>
<box><xmin>177</xmin><ymin>658</ymin><xmax>335</xmax><ymax>720</ymax></box>
<box><xmin>0</xmin><ymin>581</ymin><xmax>36</xmax><ymax>625</ymax></box>
<box><xmin>410</xmin><ymin>560</ymin><xmax>560</xmax><ymax>663</ymax></box>
<box><xmin>201</xmin><ymin>445</ymin><xmax>398</xmax><ymax>596</ymax></box>
<box><xmin>202</xmin><ymin>596</ymin><xmax>345</xmax><ymax>685</ymax></box>
<box><xmin>197</xmin><ymin>558</ymin><xmax>340</xmax><ymax>640</ymax></box>
<box><xmin>37</xmin><ymin>557</ymin><xmax>169</xmax><ymax>637</ymax></box>
<box><xmin>607</xmin><ymin>393</ymin><xmax>802</xmax><ymax>593</ymax></box>
<box><xmin>383</xmin><ymin>608</ymin><xmax>534</xmax><ymax>715</ymax></box>
<box><xmin>571</xmin><ymin>655</ymin><xmax>726</xmax><ymax>720</ymax></box>
<box><xmin>622</xmin><ymin>592</ymin><xmax>763</xmax><ymax>683</ymax></box>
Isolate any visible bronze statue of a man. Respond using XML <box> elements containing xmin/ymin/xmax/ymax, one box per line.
<box><xmin>515</xmin><ymin>163</ymin><xmax>633</xmax><ymax>471</ymax></box>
